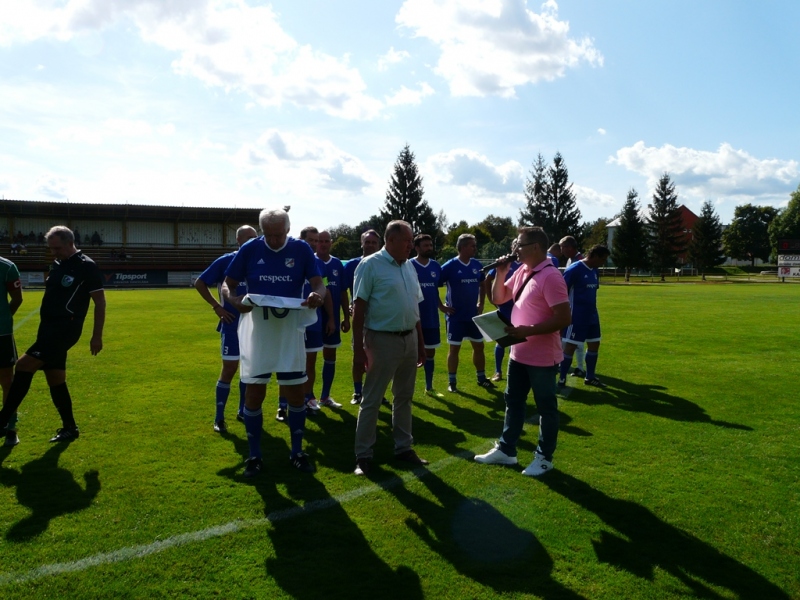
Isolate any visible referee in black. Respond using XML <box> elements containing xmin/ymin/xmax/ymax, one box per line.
<box><xmin>0</xmin><ymin>226</ymin><xmax>106</xmax><ymax>443</ymax></box>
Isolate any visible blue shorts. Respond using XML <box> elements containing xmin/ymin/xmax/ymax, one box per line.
<box><xmin>305</xmin><ymin>329</ymin><xmax>323</xmax><ymax>352</ymax></box>
<box><xmin>323</xmin><ymin>326</ymin><xmax>342</xmax><ymax>348</ymax></box>
<box><xmin>422</xmin><ymin>327</ymin><xmax>441</xmax><ymax>349</ymax></box>
<box><xmin>220</xmin><ymin>327</ymin><xmax>240</xmax><ymax>360</ymax></box>
<box><xmin>246</xmin><ymin>370</ymin><xmax>307</xmax><ymax>386</ymax></box>
<box><xmin>446</xmin><ymin>319</ymin><xmax>484</xmax><ymax>345</ymax></box>
<box><xmin>563</xmin><ymin>317</ymin><xmax>601</xmax><ymax>345</ymax></box>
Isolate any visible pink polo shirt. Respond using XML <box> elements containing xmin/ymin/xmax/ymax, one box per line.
<box><xmin>505</xmin><ymin>258</ymin><xmax>569</xmax><ymax>367</ymax></box>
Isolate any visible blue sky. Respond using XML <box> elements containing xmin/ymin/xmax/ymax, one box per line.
<box><xmin>1</xmin><ymin>0</ymin><xmax>798</xmax><ymax>236</ymax></box>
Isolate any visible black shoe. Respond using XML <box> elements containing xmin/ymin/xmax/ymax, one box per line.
<box><xmin>350</xmin><ymin>393</ymin><xmax>363</xmax><ymax>405</ymax></box>
<box><xmin>447</xmin><ymin>383</ymin><xmax>458</xmax><ymax>393</ymax></box>
<box><xmin>394</xmin><ymin>449</ymin><xmax>430</xmax><ymax>466</ymax></box>
<box><xmin>571</xmin><ymin>368</ymin><xmax>586</xmax><ymax>378</ymax></box>
<box><xmin>557</xmin><ymin>378</ymin><xmax>566</xmax><ymax>387</ymax></box>
<box><xmin>236</xmin><ymin>412</ymin><xmax>245</xmax><ymax>423</ymax></box>
<box><xmin>49</xmin><ymin>427</ymin><xmax>79</xmax><ymax>443</ymax></box>
<box><xmin>477</xmin><ymin>379</ymin><xmax>496</xmax><ymax>389</ymax></box>
<box><xmin>276</xmin><ymin>407</ymin><xmax>287</xmax><ymax>422</ymax></box>
<box><xmin>290</xmin><ymin>452</ymin><xmax>315</xmax><ymax>473</ymax></box>
<box><xmin>213</xmin><ymin>420</ymin><xmax>227</xmax><ymax>433</ymax></box>
<box><xmin>584</xmin><ymin>377</ymin><xmax>607</xmax><ymax>388</ymax></box>
<box><xmin>354</xmin><ymin>457</ymin><xmax>371</xmax><ymax>476</ymax></box>
<box><xmin>4</xmin><ymin>429</ymin><xmax>19</xmax><ymax>447</ymax></box>
<box><xmin>243</xmin><ymin>457</ymin><xmax>263</xmax><ymax>478</ymax></box>
<box><xmin>381</xmin><ymin>397</ymin><xmax>391</xmax><ymax>407</ymax></box>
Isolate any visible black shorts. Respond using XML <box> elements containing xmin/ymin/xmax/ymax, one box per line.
<box><xmin>26</xmin><ymin>319</ymin><xmax>84</xmax><ymax>371</ymax></box>
<box><xmin>0</xmin><ymin>334</ymin><xmax>17</xmax><ymax>368</ymax></box>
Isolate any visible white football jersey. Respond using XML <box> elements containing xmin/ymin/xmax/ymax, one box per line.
<box><xmin>238</xmin><ymin>305</ymin><xmax>316</xmax><ymax>380</ymax></box>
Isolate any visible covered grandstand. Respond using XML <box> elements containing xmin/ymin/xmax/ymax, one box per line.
<box><xmin>0</xmin><ymin>200</ymin><xmax>261</xmax><ymax>287</ymax></box>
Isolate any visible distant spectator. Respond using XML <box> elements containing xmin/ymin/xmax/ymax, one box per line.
<box><xmin>10</xmin><ymin>243</ymin><xmax>19</xmax><ymax>255</ymax></box>
<box><xmin>91</xmin><ymin>231</ymin><xmax>102</xmax><ymax>247</ymax></box>
<box><xmin>18</xmin><ymin>244</ymin><xmax>27</xmax><ymax>256</ymax></box>
<box><xmin>37</xmin><ymin>232</ymin><xmax>45</xmax><ymax>245</ymax></box>
<box><xmin>74</xmin><ymin>231</ymin><xmax>81</xmax><ymax>246</ymax></box>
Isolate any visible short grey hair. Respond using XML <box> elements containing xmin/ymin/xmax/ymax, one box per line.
<box><xmin>46</xmin><ymin>225</ymin><xmax>74</xmax><ymax>244</ymax></box>
<box><xmin>361</xmin><ymin>229</ymin><xmax>379</xmax><ymax>244</ymax></box>
<box><xmin>456</xmin><ymin>233</ymin><xmax>476</xmax><ymax>250</ymax></box>
<box><xmin>259</xmin><ymin>209</ymin><xmax>290</xmax><ymax>233</ymax></box>
<box><xmin>236</xmin><ymin>225</ymin><xmax>257</xmax><ymax>238</ymax></box>
<box><xmin>384</xmin><ymin>220</ymin><xmax>412</xmax><ymax>241</ymax></box>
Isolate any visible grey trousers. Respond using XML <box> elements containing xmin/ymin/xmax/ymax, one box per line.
<box><xmin>354</xmin><ymin>329</ymin><xmax>418</xmax><ymax>459</ymax></box>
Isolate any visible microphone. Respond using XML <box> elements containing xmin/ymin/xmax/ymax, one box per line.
<box><xmin>481</xmin><ymin>253</ymin><xmax>517</xmax><ymax>273</ymax></box>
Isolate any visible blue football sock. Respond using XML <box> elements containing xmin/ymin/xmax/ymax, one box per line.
<box><xmin>560</xmin><ymin>354</ymin><xmax>574</xmax><ymax>380</ymax></box>
<box><xmin>288</xmin><ymin>404</ymin><xmax>306</xmax><ymax>458</ymax></box>
<box><xmin>354</xmin><ymin>381</ymin><xmax>363</xmax><ymax>395</ymax></box>
<box><xmin>494</xmin><ymin>344</ymin><xmax>505</xmax><ymax>374</ymax></box>
<box><xmin>476</xmin><ymin>370</ymin><xmax>486</xmax><ymax>383</ymax></box>
<box><xmin>278</xmin><ymin>395</ymin><xmax>288</xmax><ymax>410</ymax></box>
<box><xmin>304</xmin><ymin>392</ymin><xmax>314</xmax><ymax>402</ymax></box>
<box><xmin>424</xmin><ymin>358</ymin><xmax>434</xmax><ymax>390</ymax></box>
<box><xmin>585</xmin><ymin>351</ymin><xmax>599</xmax><ymax>380</ymax></box>
<box><xmin>215</xmin><ymin>381</ymin><xmax>231</xmax><ymax>422</ymax></box>
<box><xmin>243</xmin><ymin>406</ymin><xmax>263</xmax><ymax>459</ymax></box>
<box><xmin>238</xmin><ymin>381</ymin><xmax>246</xmax><ymax>416</ymax></box>
<box><xmin>448</xmin><ymin>372</ymin><xmax>457</xmax><ymax>387</ymax></box>
<box><xmin>321</xmin><ymin>360</ymin><xmax>336</xmax><ymax>398</ymax></box>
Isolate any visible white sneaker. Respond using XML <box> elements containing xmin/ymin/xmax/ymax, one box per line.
<box><xmin>474</xmin><ymin>444</ymin><xmax>518</xmax><ymax>465</ymax></box>
<box><xmin>522</xmin><ymin>454</ymin><xmax>553</xmax><ymax>477</ymax></box>
<box><xmin>319</xmin><ymin>397</ymin><xmax>342</xmax><ymax>408</ymax></box>
<box><xmin>306</xmin><ymin>398</ymin><xmax>321</xmax><ymax>412</ymax></box>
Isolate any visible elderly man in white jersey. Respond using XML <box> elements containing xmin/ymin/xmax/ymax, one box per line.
<box><xmin>222</xmin><ymin>209</ymin><xmax>327</xmax><ymax>478</ymax></box>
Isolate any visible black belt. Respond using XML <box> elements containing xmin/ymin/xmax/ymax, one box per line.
<box><xmin>378</xmin><ymin>329</ymin><xmax>414</xmax><ymax>336</ymax></box>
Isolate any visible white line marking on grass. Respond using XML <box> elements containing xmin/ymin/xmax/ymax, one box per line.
<box><xmin>0</xmin><ymin>450</ymin><xmax>475</xmax><ymax>586</ymax></box>
<box><xmin>13</xmin><ymin>308</ymin><xmax>40</xmax><ymax>332</ymax></box>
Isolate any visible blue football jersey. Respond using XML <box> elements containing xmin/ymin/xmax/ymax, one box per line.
<box><xmin>439</xmin><ymin>257</ymin><xmax>485</xmax><ymax>321</ymax></box>
<box><xmin>199</xmin><ymin>251</ymin><xmax>247</xmax><ymax>318</ymax></box>
<box><xmin>411</xmin><ymin>257</ymin><xmax>442</xmax><ymax>329</ymax></box>
<box><xmin>344</xmin><ymin>257</ymin><xmax>361</xmax><ymax>296</ymax></box>
<box><xmin>488</xmin><ymin>261</ymin><xmax>521</xmax><ymax>320</ymax></box>
<box><xmin>563</xmin><ymin>260</ymin><xmax>599</xmax><ymax>314</ymax></box>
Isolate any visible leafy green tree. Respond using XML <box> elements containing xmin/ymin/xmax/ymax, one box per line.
<box><xmin>769</xmin><ymin>184</ymin><xmax>800</xmax><ymax>250</ymax></box>
<box><xmin>646</xmin><ymin>173</ymin><xmax>686</xmax><ymax>281</ymax></box>
<box><xmin>723</xmin><ymin>204</ymin><xmax>779</xmax><ymax>266</ymax></box>
<box><xmin>688</xmin><ymin>201</ymin><xmax>726</xmax><ymax>279</ymax></box>
<box><xmin>476</xmin><ymin>214</ymin><xmax>516</xmax><ymax>243</ymax></box>
<box><xmin>519</xmin><ymin>152</ymin><xmax>582</xmax><ymax>242</ymax></box>
<box><xmin>580</xmin><ymin>218</ymin><xmax>609</xmax><ymax>250</ymax></box>
<box><xmin>378</xmin><ymin>144</ymin><xmax>438</xmax><ymax>237</ymax></box>
<box><xmin>610</xmin><ymin>188</ymin><xmax>648</xmax><ymax>281</ymax></box>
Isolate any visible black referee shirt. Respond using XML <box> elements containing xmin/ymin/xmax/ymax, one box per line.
<box><xmin>41</xmin><ymin>251</ymin><xmax>104</xmax><ymax>321</ymax></box>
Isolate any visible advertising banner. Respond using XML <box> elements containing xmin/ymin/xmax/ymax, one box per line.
<box><xmin>103</xmin><ymin>271</ymin><xmax>169</xmax><ymax>286</ymax></box>
<box><xmin>778</xmin><ymin>266</ymin><xmax>800</xmax><ymax>277</ymax></box>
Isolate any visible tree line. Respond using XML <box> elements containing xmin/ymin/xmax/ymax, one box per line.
<box><xmin>326</xmin><ymin>144</ymin><xmax>800</xmax><ymax>278</ymax></box>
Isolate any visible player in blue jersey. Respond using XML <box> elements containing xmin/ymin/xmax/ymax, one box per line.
<box><xmin>298</xmin><ymin>226</ymin><xmax>335</xmax><ymax>416</ymax></box>
<box><xmin>343</xmin><ymin>229</ymin><xmax>381</xmax><ymax>405</ymax></box>
<box><xmin>547</xmin><ymin>243</ymin><xmax>563</xmax><ymax>268</ymax></box>
<box><xmin>195</xmin><ymin>225</ymin><xmax>258</xmax><ymax>433</ymax></box>
<box><xmin>439</xmin><ymin>234</ymin><xmax>494</xmax><ymax>392</ymax></box>
<box><xmin>558</xmin><ymin>244</ymin><xmax>611</xmax><ymax>388</ymax></box>
<box><xmin>559</xmin><ymin>235</ymin><xmax>586</xmax><ymax>377</ymax></box>
<box><xmin>313</xmin><ymin>230</ymin><xmax>350</xmax><ymax>408</ymax></box>
<box><xmin>411</xmin><ymin>234</ymin><xmax>446</xmax><ymax>394</ymax></box>
<box><xmin>484</xmin><ymin>254</ymin><xmax>521</xmax><ymax>382</ymax></box>
<box><xmin>222</xmin><ymin>209</ymin><xmax>326</xmax><ymax>477</ymax></box>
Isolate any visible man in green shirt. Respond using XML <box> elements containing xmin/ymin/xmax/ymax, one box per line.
<box><xmin>0</xmin><ymin>256</ymin><xmax>23</xmax><ymax>446</ymax></box>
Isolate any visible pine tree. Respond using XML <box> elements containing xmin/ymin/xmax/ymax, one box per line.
<box><xmin>378</xmin><ymin>144</ymin><xmax>438</xmax><ymax>237</ymax></box>
<box><xmin>610</xmin><ymin>188</ymin><xmax>648</xmax><ymax>281</ymax></box>
<box><xmin>688</xmin><ymin>201</ymin><xmax>725</xmax><ymax>280</ymax></box>
<box><xmin>519</xmin><ymin>152</ymin><xmax>582</xmax><ymax>243</ymax></box>
<box><xmin>646</xmin><ymin>173</ymin><xmax>686</xmax><ymax>281</ymax></box>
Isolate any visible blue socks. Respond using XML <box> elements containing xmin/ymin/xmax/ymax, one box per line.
<box><xmin>238</xmin><ymin>381</ymin><xmax>246</xmax><ymax>416</ymax></box>
<box><xmin>424</xmin><ymin>358</ymin><xmax>434</xmax><ymax>390</ymax></box>
<box><xmin>448</xmin><ymin>372</ymin><xmax>457</xmax><ymax>387</ymax></box>
<box><xmin>354</xmin><ymin>381</ymin><xmax>363</xmax><ymax>395</ymax></box>
<box><xmin>321</xmin><ymin>360</ymin><xmax>335</xmax><ymax>398</ymax></box>
<box><xmin>494</xmin><ymin>344</ymin><xmax>505</xmax><ymax>374</ymax></box>
<box><xmin>243</xmin><ymin>406</ymin><xmax>263</xmax><ymax>459</ymax></box>
<box><xmin>560</xmin><ymin>353</ymin><xmax>574</xmax><ymax>380</ymax></box>
<box><xmin>585</xmin><ymin>351</ymin><xmax>599</xmax><ymax>380</ymax></box>
<box><xmin>278</xmin><ymin>395</ymin><xmax>288</xmax><ymax>410</ymax></box>
<box><xmin>476</xmin><ymin>370</ymin><xmax>487</xmax><ymax>383</ymax></box>
<box><xmin>288</xmin><ymin>404</ymin><xmax>306</xmax><ymax>458</ymax></box>
<box><xmin>215</xmin><ymin>381</ymin><xmax>230</xmax><ymax>422</ymax></box>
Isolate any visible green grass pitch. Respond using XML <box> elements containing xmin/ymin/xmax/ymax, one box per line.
<box><xmin>0</xmin><ymin>284</ymin><xmax>798</xmax><ymax>599</ymax></box>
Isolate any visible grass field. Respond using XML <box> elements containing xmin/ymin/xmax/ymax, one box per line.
<box><xmin>1</xmin><ymin>284</ymin><xmax>798</xmax><ymax>599</ymax></box>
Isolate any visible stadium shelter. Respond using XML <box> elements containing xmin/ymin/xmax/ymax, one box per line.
<box><xmin>0</xmin><ymin>200</ymin><xmax>261</xmax><ymax>287</ymax></box>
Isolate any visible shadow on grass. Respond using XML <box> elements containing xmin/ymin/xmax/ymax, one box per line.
<box><xmin>0</xmin><ymin>442</ymin><xmax>100</xmax><ymax>542</ymax></box>
<box><xmin>217</xmin><ymin>430</ymin><xmax>423</xmax><ymax>599</ymax></box>
<box><xmin>567</xmin><ymin>375</ymin><xmax>753</xmax><ymax>430</ymax></box>
<box><xmin>386</xmin><ymin>469</ymin><xmax>587</xmax><ymax>599</ymax></box>
<box><xmin>542</xmin><ymin>471</ymin><xmax>790</xmax><ymax>599</ymax></box>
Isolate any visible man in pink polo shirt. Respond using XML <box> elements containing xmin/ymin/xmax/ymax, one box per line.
<box><xmin>474</xmin><ymin>226</ymin><xmax>571</xmax><ymax>476</ymax></box>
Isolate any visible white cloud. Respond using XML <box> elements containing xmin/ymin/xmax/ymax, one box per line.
<box><xmin>35</xmin><ymin>174</ymin><xmax>70</xmax><ymax>199</ymax></box>
<box><xmin>235</xmin><ymin>129</ymin><xmax>377</xmax><ymax>194</ymax></box>
<box><xmin>396</xmin><ymin>0</ymin><xmax>602</xmax><ymax>97</ymax></box>
<box><xmin>378</xmin><ymin>47</ymin><xmax>411</xmax><ymax>71</ymax></box>
<box><xmin>1</xmin><ymin>0</ymin><xmax>383</xmax><ymax>120</ymax></box>
<box><xmin>385</xmin><ymin>82</ymin><xmax>435</xmax><ymax>106</ymax></box>
<box><xmin>426</xmin><ymin>149</ymin><xmax>524</xmax><ymax>194</ymax></box>
<box><xmin>597</xmin><ymin>128</ymin><xmax>606</xmax><ymax>135</ymax></box>
<box><xmin>572</xmin><ymin>184</ymin><xmax>615</xmax><ymax>207</ymax></box>
<box><xmin>609</xmin><ymin>141</ymin><xmax>800</xmax><ymax>200</ymax></box>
